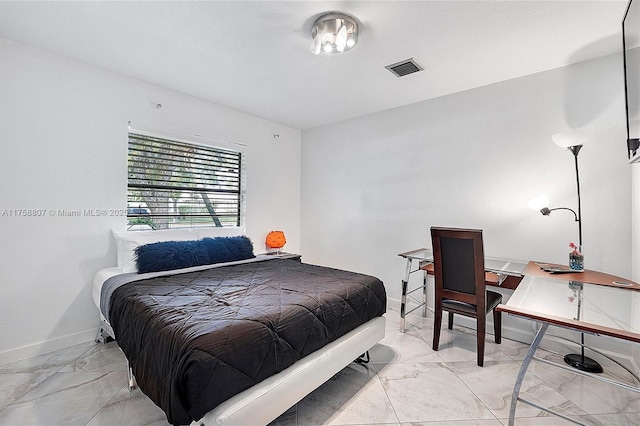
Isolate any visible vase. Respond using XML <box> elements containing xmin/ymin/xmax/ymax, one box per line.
<box><xmin>569</xmin><ymin>253</ymin><xmax>584</xmax><ymax>271</ymax></box>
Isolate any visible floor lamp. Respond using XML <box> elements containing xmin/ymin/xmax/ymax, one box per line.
<box><xmin>536</xmin><ymin>127</ymin><xmax>603</xmax><ymax>373</ymax></box>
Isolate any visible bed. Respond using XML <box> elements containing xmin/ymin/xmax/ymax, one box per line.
<box><xmin>93</xmin><ymin>228</ymin><xmax>386</xmax><ymax>425</ymax></box>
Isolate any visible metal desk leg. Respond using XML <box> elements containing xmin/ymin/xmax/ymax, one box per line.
<box><xmin>400</xmin><ymin>257</ymin><xmax>412</xmax><ymax>333</ymax></box>
<box><xmin>422</xmin><ymin>270</ymin><xmax>428</xmax><ymax>318</ymax></box>
<box><xmin>508</xmin><ymin>323</ymin><xmax>549</xmax><ymax>426</ymax></box>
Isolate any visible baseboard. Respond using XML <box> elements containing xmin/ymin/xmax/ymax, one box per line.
<box><xmin>0</xmin><ymin>328</ymin><xmax>97</xmax><ymax>366</ymax></box>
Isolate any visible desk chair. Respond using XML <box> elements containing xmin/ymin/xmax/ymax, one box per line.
<box><xmin>430</xmin><ymin>227</ymin><xmax>502</xmax><ymax>367</ymax></box>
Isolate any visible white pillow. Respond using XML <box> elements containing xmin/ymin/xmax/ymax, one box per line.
<box><xmin>112</xmin><ymin>226</ymin><xmax>246</xmax><ymax>273</ymax></box>
<box><xmin>192</xmin><ymin>226</ymin><xmax>245</xmax><ymax>240</ymax></box>
<box><xmin>113</xmin><ymin>229</ymin><xmax>196</xmax><ymax>273</ymax></box>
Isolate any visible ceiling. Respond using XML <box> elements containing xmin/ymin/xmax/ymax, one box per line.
<box><xmin>0</xmin><ymin>1</ymin><xmax>631</xmax><ymax>130</ymax></box>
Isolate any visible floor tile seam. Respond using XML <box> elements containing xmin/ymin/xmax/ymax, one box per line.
<box><xmin>370</xmin><ymin>358</ymin><xmax>448</xmax><ymax>372</ymax></box>
<box><xmin>0</xmin><ymin>341</ymin><xmax>96</xmax><ymax>374</ymax></box>
<box><xmin>507</xmin><ymin>367</ymin><xmax>594</xmax><ymax>419</ymax></box>
<box><xmin>5</xmin><ymin>370</ymin><xmax>73</xmax><ymax>405</ymax></box>
<box><xmin>502</xmin><ymin>352</ymin><xmax>527</xmax><ymax>363</ymax></box>
<box><xmin>399</xmin><ymin>322</ymin><xmax>449</xmax><ymax>362</ymax></box>
<box><xmin>557</xmin><ymin>381</ymin><xmax>640</xmax><ymax>416</ymax></box>
<box><xmin>308</xmin><ymin>423</ymin><xmax>398</xmax><ymax>426</ymax></box>
<box><xmin>10</xmin><ymin>370</ymin><xmax>126</xmax><ymax>406</ymax></box>
<box><xmin>523</xmin><ymin>359</ymin><xmax>594</xmax><ymax>413</ymax></box>
<box><xmin>0</xmin><ymin>370</ymin><xmax>57</xmax><ymax>411</ymax></box>
<box><xmin>372</xmin><ymin>366</ymin><xmax>402</xmax><ymax>425</ymax></box>
<box><xmin>442</xmin><ymin>359</ymin><xmax>504</xmax><ymax>423</ymax></box>
<box><xmin>495</xmin><ymin>413</ymin><xmax>605</xmax><ymax>423</ymax></box>
<box><xmin>405</xmin><ymin>326</ymin><xmax>431</xmax><ymax>346</ymax></box>
<box><xmin>528</xmin><ymin>351</ymin><xmax>640</xmax><ymax>390</ymax></box>
<box><xmin>81</xmin><ymin>382</ymin><xmax>129</xmax><ymax>426</ymax></box>
<box><xmin>587</xmin><ymin>406</ymin><xmax>640</xmax><ymax>416</ymax></box>
<box><xmin>571</xmin><ymin>390</ymin><xmax>640</xmax><ymax>416</ymax></box>
<box><xmin>530</xmin><ymin>413</ymin><xmax>612</xmax><ymax>426</ymax></box>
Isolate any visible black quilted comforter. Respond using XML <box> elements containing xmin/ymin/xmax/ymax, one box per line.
<box><xmin>108</xmin><ymin>258</ymin><xmax>386</xmax><ymax>425</ymax></box>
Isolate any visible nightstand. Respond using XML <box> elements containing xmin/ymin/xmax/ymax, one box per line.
<box><xmin>264</xmin><ymin>252</ymin><xmax>302</xmax><ymax>261</ymax></box>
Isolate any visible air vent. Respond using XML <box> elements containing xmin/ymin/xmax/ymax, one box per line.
<box><xmin>385</xmin><ymin>58</ymin><xmax>423</xmax><ymax>78</ymax></box>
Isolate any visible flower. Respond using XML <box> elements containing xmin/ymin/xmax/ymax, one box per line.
<box><xmin>569</xmin><ymin>242</ymin><xmax>581</xmax><ymax>255</ymax></box>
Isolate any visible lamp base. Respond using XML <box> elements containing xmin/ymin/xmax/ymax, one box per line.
<box><xmin>563</xmin><ymin>353</ymin><xmax>603</xmax><ymax>373</ymax></box>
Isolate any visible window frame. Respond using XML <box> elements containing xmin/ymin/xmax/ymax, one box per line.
<box><xmin>126</xmin><ymin>124</ymin><xmax>246</xmax><ymax>231</ymax></box>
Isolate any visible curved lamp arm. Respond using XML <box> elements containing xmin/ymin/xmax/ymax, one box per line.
<box><xmin>539</xmin><ymin>206</ymin><xmax>579</xmax><ymax>222</ymax></box>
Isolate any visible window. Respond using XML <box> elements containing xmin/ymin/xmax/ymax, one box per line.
<box><xmin>127</xmin><ymin>131</ymin><xmax>244</xmax><ymax>230</ymax></box>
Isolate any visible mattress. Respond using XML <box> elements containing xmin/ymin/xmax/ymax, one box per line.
<box><xmin>98</xmin><ymin>256</ymin><xmax>386</xmax><ymax>425</ymax></box>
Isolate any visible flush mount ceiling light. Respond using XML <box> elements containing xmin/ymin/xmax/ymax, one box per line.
<box><xmin>310</xmin><ymin>12</ymin><xmax>359</xmax><ymax>55</ymax></box>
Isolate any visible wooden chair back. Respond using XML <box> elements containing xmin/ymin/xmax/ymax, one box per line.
<box><xmin>431</xmin><ymin>227</ymin><xmax>486</xmax><ymax>313</ymax></box>
<box><xmin>430</xmin><ymin>226</ymin><xmax>501</xmax><ymax>367</ymax></box>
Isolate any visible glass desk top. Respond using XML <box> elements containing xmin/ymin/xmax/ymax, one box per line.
<box><xmin>484</xmin><ymin>259</ymin><xmax>529</xmax><ymax>277</ymax></box>
<box><xmin>398</xmin><ymin>248</ymin><xmax>432</xmax><ymax>261</ymax></box>
<box><xmin>500</xmin><ymin>275</ymin><xmax>640</xmax><ymax>343</ymax></box>
<box><xmin>398</xmin><ymin>248</ymin><xmax>528</xmax><ymax>277</ymax></box>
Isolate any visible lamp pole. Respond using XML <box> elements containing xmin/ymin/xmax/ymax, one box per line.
<box><xmin>568</xmin><ymin>144</ymin><xmax>583</xmax><ymax>249</ymax></box>
<box><xmin>563</xmin><ymin>144</ymin><xmax>603</xmax><ymax>374</ymax></box>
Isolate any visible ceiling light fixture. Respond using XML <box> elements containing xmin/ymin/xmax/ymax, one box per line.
<box><xmin>310</xmin><ymin>13</ymin><xmax>359</xmax><ymax>55</ymax></box>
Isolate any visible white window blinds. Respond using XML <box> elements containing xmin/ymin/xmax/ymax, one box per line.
<box><xmin>127</xmin><ymin>132</ymin><xmax>243</xmax><ymax>230</ymax></box>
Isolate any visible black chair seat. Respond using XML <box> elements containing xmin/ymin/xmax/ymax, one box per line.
<box><xmin>442</xmin><ymin>290</ymin><xmax>502</xmax><ymax>316</ymax></box>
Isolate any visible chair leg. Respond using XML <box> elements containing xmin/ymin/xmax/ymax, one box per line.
<box><xmin>477</xmin><ymin>314</ymin><xmax>486</xmax><ymax>367</ymax></box>
<box><xmin>447</xmin><ymin>311</ymin><xmax>454</xmax><ymax>329</ymax></box>
<box><xmin>493</xmin><ymin>309</ymin><xmax>502</xmax><ymax>344</ymax></box>
<box><xmin>433</xmin><ymin>308</ymin><xmax>442</xmax><ymax>351</ymax></box>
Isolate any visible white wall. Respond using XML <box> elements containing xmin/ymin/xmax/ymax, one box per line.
<box><xmin>0</xmin><ymin>39</ymin><xmax>301</xmax><ymax>364</ymax></box>
<box><xmin>301</xmin><ymin>51</ymin><xmax>632</xmax><ymax>300</ymax></box>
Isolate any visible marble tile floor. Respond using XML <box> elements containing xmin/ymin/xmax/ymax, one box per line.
<box><xmin>1</xmin><ymin>309</ymin><xmax>638</xmax><ymax>426</ymax></box>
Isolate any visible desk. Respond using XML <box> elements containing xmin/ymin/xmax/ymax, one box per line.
<box><xmin>398</xmin><ymin>249</ymin><xmax>528</xmax><ymax>332</ymax></box>
<box><xmin>523</xmin><ymin>260</ymin><xmax>640</xmax><ymax>290</ymax></box>
<box><xmin>398</xmin><ymin>248</ymin><xmax>431</xmax><ymax>332</ymax></box>
<box><xmin>498</xmin><ymin>269</ymin><xmax>640</xmax><ymax>425</ymax></box>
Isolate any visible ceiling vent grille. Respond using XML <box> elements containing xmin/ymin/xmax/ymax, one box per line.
<box><xmin>385</xmin><ymin>58</ymin><xmax>423</xmax><ymax>78</ymax></box>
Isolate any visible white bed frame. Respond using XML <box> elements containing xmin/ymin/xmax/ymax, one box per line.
<box><xmin>93</xmin><ymin>266</ymin><xmax>386</xmax><ymax>425</ymax></box>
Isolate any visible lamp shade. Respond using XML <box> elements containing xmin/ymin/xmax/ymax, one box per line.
<box><xmin>527</xmin><ymin>195</ymin><xmax>549</xmax><ymax>212</ymax></box>
<box><xmin>552</xmin><ymin>126</ymin><xmax>593</xmax><ymax>148</ymax></box>
<box><xmin>265</xmin><ymin>230</ymin><xmax>286</xmax><ymax>249</ymax></box>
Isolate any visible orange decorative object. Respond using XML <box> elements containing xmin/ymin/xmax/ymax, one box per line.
<box><xmin>265</xmin><ymin>230</ymin><xmax>286</xmax><ymax>249</ymax></box>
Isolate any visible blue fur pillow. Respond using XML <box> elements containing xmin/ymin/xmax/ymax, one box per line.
<box><xmin>201</xmin><ymin>236</ymin><xmax>255</xmax><ymax>264</ymax></box>
<box><xmin>134</xmin><ymin>236</ymin><xmax>255</xmax><ymax>274</ymax></box>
